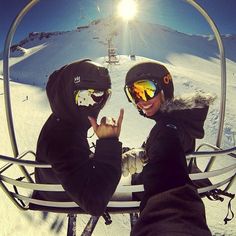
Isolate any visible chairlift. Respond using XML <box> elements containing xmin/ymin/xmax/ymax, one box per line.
<box><xmin>106</xmin><ymin>38</ymin><xmax>120</xmax><ymax>64</ymax></box>
<box><xmin>1</xmin><ymin>0</ymin><xmax>236</xmax><ymax>235</ymax></box>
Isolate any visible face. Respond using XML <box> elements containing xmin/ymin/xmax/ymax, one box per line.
<box><xmin>136</xmin><ymin>92</ymin><xmax>164</xmax><ymax>117</ymax></box>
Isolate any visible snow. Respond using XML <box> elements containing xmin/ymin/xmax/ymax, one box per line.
<box><xmin>0</xmin><ymin>19</ymin><xmax>236</xmax><ymax>235</ymax></box>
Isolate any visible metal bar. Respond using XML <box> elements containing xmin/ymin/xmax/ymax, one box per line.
<box><xmin>11</xmin><ymin>171</ymin><xmax>234</xmax><ymax>209</ymax></box>
<box><xmin>12</xmin><ymin>192</ymin><xmax>141</xmax><ymax>208</ymax></box>
<box><xmin>0</xmin><ymin>154</ymin><xmax>51</xmax><ymax>168</ymax></box>
<box><xmin>186</xmin><ymin>146</ymin><xmax>236</xmax><ymax>159</ymax></box>
<box><xmin>0</xmin><ymin>150</ymin><xmax>37</xmax><ymax>173</ymax></box>
<box><xmin>197</xmin><ymin>176</ymin><xmax>234</xmax><ymax>194</ymax></box>
<box><xmin>0</xmin><ymin>174</ymin><xmax>63</xmax><ymax>191</ymax></box>
<box><xmin>1</xmin><ymin>161</ymin><xmax>235</xmax><ymax>191</ymax></box>
<box><xmin>0</xmin><ymin>181</ymin><xmax>28</xmax><ymax>211</ymax></box>
<box><xmin>81</xmin><ymin>216</ymin><xmax>100</xmax><ymax>236</ymax></box>
<box><xmin>130</xmin><ymin>212</ymin><xmax>139</xmax><ymax>229</ymax></box>
<box><xmin>1</xmin><ymin>171</ymin><xmax>232</xmax><ymax>215</ymax></box>
<box><xmin>3</xmin><ymin>0</ymin><xmax>39</xmax><ymax>181</ymax></box>
<box><xmin>224</xmin><ymin>174</ymin><xmax>236</xmax><ymax>192</ymax></box>
<box><xmin>1</xmin><ymin>145</ymin><xmax>235</xmax><ymax>168</ymax></box>
<box><xmin>189</xmin><ymin>163</ymin><xmax>236</xmax><ymax>180</ymax></box>
<box><xmin>122</xmin><ymin>146</ymin><xmax>236</xmax><ymax>159</ymax></box>
<box><xmin>102</xmin><ymin>212</ymin><xmax>112</xmax><ymax>225</ymax></box>
<box><xmin>185</xmin><ymin>0</ymin><xmax>226</xmax><ymax>171</ymax></box>
<box><xmin>67</xmin><ymin>214</ymin><xmax>77</xmax><ymax>236</ymax></box>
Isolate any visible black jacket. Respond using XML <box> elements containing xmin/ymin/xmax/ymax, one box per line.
<box><xmin>139</xmin><ymin>92</ymin><xmax>215</xmax><ymax>209</ymax></box>
<box><xmin>34</xmin><ymin>115</ymin><xmax>122</xmax><ymax>216</ymax></box>
<box><xmin>146</xmin><ymin>92</ymin><xmax>216</xmax><ymax>156</ymax></box>
<box><xmin>33</xmin><ymin>63</ymin><xmax>122</xmax><ymax>216</ymax></box>
<box><xmin>132</xmin><ymin>92</ymin><xmax>214</xmax><ymax>235</ymax></box>
<box><xmin>131</xmin><ymin>185</ymin><xmax>212</xmax><ymax>236</ymax></box>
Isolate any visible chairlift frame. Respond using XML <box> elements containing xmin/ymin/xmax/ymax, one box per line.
<box><xmin>0</xmin><ymin>0</ymin><xmax>235</xmax><ymax>235</ymax></box>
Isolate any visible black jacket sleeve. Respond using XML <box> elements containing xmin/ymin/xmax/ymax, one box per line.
<box><xmin>131</xmin><ymin>185</ymin><xmax>212</xmax><ymax>236</ymax></box>
<box><xmin>141</xmin><ymin>118</ymin><xmax>192</xmax><ymax>210</ymax></box>
<box><xmin>48</xmin><ymin>137</ymin><xmax>122</xmax><ymax>216</ymax></box>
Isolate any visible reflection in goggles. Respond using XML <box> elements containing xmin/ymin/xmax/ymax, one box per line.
<box><xmin>125</xmin><ymin>80</ymin><xmax>160</xmax><ymax>103</ymax></box>
<box><xmin>75</xmin><ymin>89</ymin><xmax>111</xmax><ymax>108</ymax></box>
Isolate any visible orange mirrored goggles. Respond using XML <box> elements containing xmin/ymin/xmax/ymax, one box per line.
<box><xmin>124</xmin><ymin>80</ymin><xmax>161</xmax><ymax>104</ymax></box>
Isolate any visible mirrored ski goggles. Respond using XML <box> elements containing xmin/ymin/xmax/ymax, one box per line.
<box><xmin>74</xmin><ymin>89</ymin><xmax>111</xmax><ymax>108</ymax></box>
<box><xmin>124</xmin><ymin>80</ymin><xmax>161</xmax><ymax>104</ymax></box>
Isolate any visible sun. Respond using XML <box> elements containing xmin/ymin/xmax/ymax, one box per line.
<box><xmin>117</xmin><ymin>0</ymin><xmax>138</xmax><ymax>21</ymax></box>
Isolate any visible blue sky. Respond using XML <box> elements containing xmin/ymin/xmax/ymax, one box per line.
<box><xmin>0</xmin><ymin>0</ymin><xmax>236</xmax><ymax>51</ymax></box>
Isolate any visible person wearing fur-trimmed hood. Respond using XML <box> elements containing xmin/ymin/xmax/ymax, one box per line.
<box><xmin>124</xmin><ymin>61</ymin><xmax>213</xmax><ymax>235</ymax></box>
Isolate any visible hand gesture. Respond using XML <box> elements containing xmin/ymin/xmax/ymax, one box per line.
<box><xmin>88</xmin><ymin>108</ymin><xmax>124</xmax><ymax>139</ymax></box>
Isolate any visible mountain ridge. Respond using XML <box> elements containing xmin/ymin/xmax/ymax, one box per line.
<box><xmin>1</xmin><ymin>18</ymin><xmax>235</xmax><ymax>87</ymax></box>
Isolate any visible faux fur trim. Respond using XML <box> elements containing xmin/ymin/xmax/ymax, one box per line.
<box><xmin>160</xmin><ymin>92</ymin><xmax>217</xmax><ymax>113</ymax></box>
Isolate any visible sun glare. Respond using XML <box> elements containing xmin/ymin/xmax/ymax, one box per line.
<box><xmin>117</xmin><ymin>0</ymin><xmax>137</xmax><ymax>21</ymax></box>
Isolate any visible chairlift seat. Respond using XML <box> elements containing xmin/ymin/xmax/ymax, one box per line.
<box><xmin>1</xmin><ymin>145</ymin><xmax>235</xmax><ymax>213</ymax></box>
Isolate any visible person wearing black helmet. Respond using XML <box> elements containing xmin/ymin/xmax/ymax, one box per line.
<box><xmin>32</xmin><ymin>59</ymin><xmax>124</xmax><ymax>216</ymax></box>
<box><xmin>124</xmin><ymin>61</ymin><xmax>213</xmax><ymax>235</ymax></box>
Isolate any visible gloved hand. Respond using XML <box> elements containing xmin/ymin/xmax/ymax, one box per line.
<box><xmin>122</xmin><ymin>148</ymin><xmax>147</xmax><ymax>177</ymax></box>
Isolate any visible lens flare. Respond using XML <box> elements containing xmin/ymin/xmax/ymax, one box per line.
<box><xmin>117</xmin><ymin>0</ymin><xmax>137</xmax><ymax>21</ymax></box>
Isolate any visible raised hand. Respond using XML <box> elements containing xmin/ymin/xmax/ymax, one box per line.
<box><xmin>88</xmin><ymin>108</ymin><xmax>124</xmax><ymax>139</ymax></box>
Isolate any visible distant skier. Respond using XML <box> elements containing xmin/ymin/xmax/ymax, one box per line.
<box><xmin>123</xmin><ymin>61</ymin><xmax>213</xmax><ymax>235</ymax></box>
<box><xmin>22</xmin><ymin>95</ymin><xmax>28</xmax><ymax>102</ymax></box>
<box><xmin>32</xmin><ymin>59</ymin><xmax>124</xmax><ymax>216</ymax></box>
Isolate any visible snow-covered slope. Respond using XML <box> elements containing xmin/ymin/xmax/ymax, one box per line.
<box><xmin>0</xmin><ymin>18</ymin><xmax>236</xmax><ymax>236</ymax></box>
<box><xmin>1</xmin><ymin>18</ymin><xmax>235</xmax><ymax>87</ymax></box>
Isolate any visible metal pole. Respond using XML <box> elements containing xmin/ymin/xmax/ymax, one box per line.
<box><xmin>130</xmin><ymin>212</ymin><xmax>139</xmax><ymax>229</ymax></box>
<box><xmin>81</xmin><ymin>216</ymin><xmax>100</xmax><ymax>236</ymax></box>
<box><xmin>224</xmin><ymin>174</ymin><xmax>236</xmax><ymax>192</ymax></box>
<box><xmin>67</xmin><ymin>214</ymin><xmax>77</xmax><ymax>236</ymax></box>
<box><xmin>3</xmin><ymin>0</ymin><xmax>40</xmax><ymax>182</ymax></box>
<box><xmin>185</xmin><ymin>0</ymin><xmax>227</xmax><ymax>171</ymax></box>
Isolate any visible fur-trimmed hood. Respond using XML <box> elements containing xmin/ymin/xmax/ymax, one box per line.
<box><xmin>153</xmin><ymin>92</ymin><xmax>216</xmax><ymax>152</ymax></box>
<box><xmin>160</xmin><ymin>92</ymin><xmax>216</xmax><ymax>113</ymax></box>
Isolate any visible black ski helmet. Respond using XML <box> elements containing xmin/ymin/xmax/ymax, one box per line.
<box><xmin>125</xmin><ymin>61</ymin><xmax>174</xmax><ymax>101</ymax></box>
<box><xmin>71</xmin><ymin>59</ymin><xmax>111</xmax><ymax>90</ymax></box>
<box><xmin>46</xmin><ymin>59</ymin><xmax>111</xmax><ymax>125</ymax></box>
